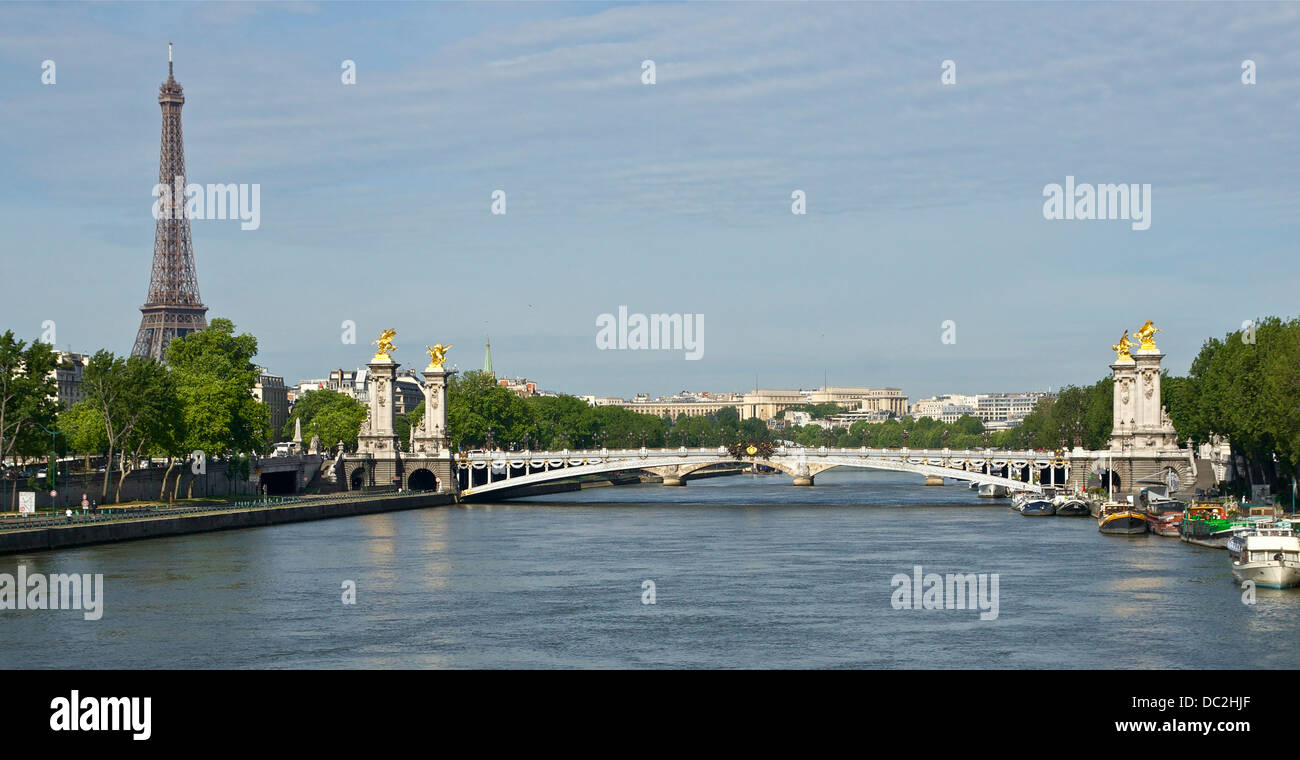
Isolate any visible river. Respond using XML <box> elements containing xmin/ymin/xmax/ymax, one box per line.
<box><xmin>1</xmin><ymin>470</ymin><xmax>1294</xmax><ymax>668</ymax></box>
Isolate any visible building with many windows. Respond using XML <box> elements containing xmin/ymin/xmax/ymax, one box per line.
<box><xmin>324</xmin><ymin>367</ymin><xmax>424</xmax><ymax>416</ymax></box>
<box><xmin>50</xmin><ymin>351</ymin><xmax>90</xmax><ymax>409</ymax></box>
<box><xmin>975</xmin><ymin>392</ymin><xmax>1055</xmax><ymax>428</ymax></box>
<box><xmin>912</xmin><ymin>391</ymin><xmax>1055</xmax><ymax>429</ymax></box>
<box><xmin>252</xmin><ymin>369</ymin><xmax>290</xmax><ymax>442</ymax></box>
<box><xmin>911</xmin><ymin>394</ymin><xmax>979</xmax><ymax>423</ymax></box>
<box><xmin>807</xmin><ymin>386</ymin><xmax>909</xmax><ymax>417</ymax></box>
<box><xmin>498</xmin><ymin>377</ymin><xmax>539</xmax><ymax>398</ymax></box>
<box><xmin>618</xmin><ymin>391</ymin><xmax>743</xmax><ymax>421</ymax></box>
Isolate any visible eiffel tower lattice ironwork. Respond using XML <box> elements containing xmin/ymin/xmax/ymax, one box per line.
<box><xmin>131</xmin><ymin>43</ymin><xmax>207</xmax><ymax>361</ymax></box>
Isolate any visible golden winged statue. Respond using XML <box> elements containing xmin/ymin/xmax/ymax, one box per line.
<box><xmin>1134</xmin><ymin>320</ymin><xmax>1161</xmax><ymax>351</ymax></box>
<box><xmin>425</xmin><ymin>343</ymin><xmax>452</xmax><ymax>370</ymax></box>
<box><xmin>1112</xmin><ymin>330</ymin><xmax>1134</xmax><ymax>363</ymax></box>
<box><xmin>372</xmin><ymin>328</ymin><xmax>397</xmax><ymax>361</ymax></box>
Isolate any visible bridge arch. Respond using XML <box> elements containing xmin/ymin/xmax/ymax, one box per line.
<box><xmin>407</xmin><ymin>468</ymin><xmax>440</xmax><ymax>491</ymax></box>
<box><xmin>1087</xmin><ymin>468</ymin><xmax>1121</xmax><ymax>494</ymax></box>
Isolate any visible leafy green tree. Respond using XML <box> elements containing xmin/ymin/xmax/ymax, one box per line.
<box><xmin>1167</xmin><ymin>316</ymin><xmax>1300</xmax><ymax>490</ymax></box>
<box><xmin>1081</xmin><ymin>378</ymin><xmax>1113</xmax><ymax>450</ymax></box>
<box><xmin>59</xmin><ymin>401</ymin><xmax>107</xmax><ymax>470</ymax></box>
<box><xmin>0</xmin><ymin>332</ymin><xmax>59</xmax><ymax>495</ymax></box>
<box><xmin>80</xmin><ymin>351</ymin><xmax>174</xmax><ymax>502</ymax></box>
<box><xmin>114</xmin><ymin>359</ymin><xmax>179</xmax><ymax>502</ymax></box>
<box><xmin>447</xmin><ymin>370</ymin><xmax>535</xmax><ymax>450</ymax></box>
<box><xmin>284</xmin><ymin>389</ymin><xmax>367</xmax><ymax>452</ymax></box>
<box><xmin>167</xmin><ymin>318</ymin><xmax>270</xmax><ymax>461</ymax></box>
<box><xmin>526</xmin><ymin>395</ymin><xmax>597</xmax><ymax>448</ymax></box>
<box><xmin>585</xmin><ymin>404</ymin><xmax>667</xmax><ymax>448</ymax></box>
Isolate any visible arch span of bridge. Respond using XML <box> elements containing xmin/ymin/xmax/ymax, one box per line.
<box><xmin>456</xmin><ymin>446</ymin><xmax>1065</xmax><ymax>499</ymax></box>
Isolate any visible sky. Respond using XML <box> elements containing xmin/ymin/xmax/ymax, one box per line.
<box><xmin>0</xmin><ymin>1</ymin><xmax>1296</xmax><ymax>401</ymax></box>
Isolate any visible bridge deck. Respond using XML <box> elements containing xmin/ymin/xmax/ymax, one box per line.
<box><xmin>455</xmin><ymin>446</ymin><xmax>1066</xmax><ymax>497</ymax></box>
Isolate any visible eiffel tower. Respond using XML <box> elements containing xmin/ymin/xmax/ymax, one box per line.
<box><xmin>131</xmin><ymin>43</ymin><xmax>207</xmax><ymax>361</ymax></box>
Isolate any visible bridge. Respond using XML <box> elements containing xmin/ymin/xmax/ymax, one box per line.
<box><xmin>455</xmin><ymin>446</ymin><xmax>1067</xmax><ymax>499</ymax></box>
<box><xmin>332</xmin><ymin>322</ymin><xmax>1202</xmax><ymax>503</ymax></box>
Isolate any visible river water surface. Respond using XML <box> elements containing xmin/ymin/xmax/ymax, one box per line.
<box><xmin>2</xmin><ymin>470</ymin><xmax>1295</xmax><ymax>668</ymax></box>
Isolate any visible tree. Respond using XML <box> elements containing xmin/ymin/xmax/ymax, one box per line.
<box><xmin>167</xmin><ymin>318</ymin><xmax>270</xmax><ymax>461</ymax></box>
<box><xmin>0</xmin><ymin>331</ymin><xmax>59</xmax><ymax>505</ymax></box>
<box><xmin>1168</xmin><ymin>316</ymin><xmax>1300</xmax><ymax>491</ymax></box>
<box><xmin>59</xmin><ymin>401</ymin><xmax>107</xmax><ymax>470</ymax></box>
<box><xmin>80</xmin><ymin>352</ymin><xmax>174</xmax><ymax>502</ymax></box>
<box><xmin>284</xmin><ymin>389</ymin><xmax>367</xmax><ymax>451</ymax></box>
<box><xmin>113</xmin><ymin>358</ymin><xmax>178</xmax><ymax>503</ymax></box>
<box><xmin>525</xmin><ymin>395</ymin><xmax>596</xmax><ymax>448</ymax></box>
<box><xmin>447</xmin><ymin>371</ymin><xmax>535</xmax><ymax>450</ymax></box>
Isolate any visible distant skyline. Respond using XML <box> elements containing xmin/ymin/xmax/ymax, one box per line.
<box><xmin>1</xmin><ymin>1</ymin><xmax>1297</xmax><ymax>399</ymax></box>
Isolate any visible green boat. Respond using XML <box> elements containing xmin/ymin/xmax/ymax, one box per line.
<box><xmin>1180</xmin><ymin>504</ymin><xmax>1252</xmax><ymax>549</ymax></box>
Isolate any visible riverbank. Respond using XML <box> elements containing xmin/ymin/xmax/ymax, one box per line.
<box><xmin>0</xmin><ymin>490</ymin><xmax>455</xmax><ymax>555</ymax></box>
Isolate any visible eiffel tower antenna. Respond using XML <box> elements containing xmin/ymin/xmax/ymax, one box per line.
<box><xmin>131</xmin><ymin>43</ymin><xmax>208</xmax><ymax>361</ymax></box>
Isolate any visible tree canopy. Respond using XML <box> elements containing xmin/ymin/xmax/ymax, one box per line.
<box><xmin>284</xmin><ymin>389</ymin><xmax>367</xmax><ymax>451</ymax></box>
<box><xmin>0</xmin><ymin>331</ymin><xmax>59</xmax><ymax>467</ymax></box>
<box><xmin>166</xmin><ymin>317</ymin><xmax>269</xmax><ymax>459</ymax></box>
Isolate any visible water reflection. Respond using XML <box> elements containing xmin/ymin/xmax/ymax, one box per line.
<box><xmin>1</xmin><ymin>470</ymin><xmax>1295</xmax><ymax>669</ymax></box>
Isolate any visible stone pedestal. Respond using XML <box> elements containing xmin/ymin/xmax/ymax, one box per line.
<box><xmin>1109</xmin><ymin>358</ymin><xmax>1137</xmax><ymax>451</ymax></box>
<box><xmin>792</xmin><ymin>475</ymin><xmax>814</xmax><ymax>487</ymax></box>
<box><xmin>400</xmin><ymin>364</ymin><xmax>456</xmax><ymax>493</ymax></box>
<box><xmin>357</xmin><ymin>358</ymin><xmax>401</xmax><ymax>457</ymax></box>
<box><xmin>925</xmin><ymin>475</ymin><xmax>945</xmax><ymax>486</ymax></box>
<box><xmin>662</xmin><ymin>476</ymin><xmax>686</xmax><ymax>487</ymax></box>
<box><xmin>412</xmin><ymin>367</ymin><xmax>452</xmax><ymax>455</ymax></box>
<box><xmin>1111</xmin><ymin>347</ymin><xmax>1179</xmax><ymax>453</ymax></box>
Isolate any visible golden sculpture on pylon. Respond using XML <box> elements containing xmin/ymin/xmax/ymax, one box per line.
<box><xmin>1112</xmin><ymin>330</ymin><xmax>1134</xmax><ymax>363</ymax></box>
<box><xmin>372</xmin><ymin>328</ymin><xmax>397</xmax><ymax>361</ymax></box>
<box><xmin>425</xmin><ymin>343</ymin><xmax>452</xmax><ymax>371</ymax></box>
<box><xmin>1134</xmin><ymin>320</ymin><xmax>1161</xmax><ymax>351</ymax></box>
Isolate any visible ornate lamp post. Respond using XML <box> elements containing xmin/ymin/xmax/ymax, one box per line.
<box><xmin>36</xmin><ymin>423</ymin><xmax>63</xmax><ymax>510</ymax></box>
<box><xmin>485</xmin><ymin>427</ymin><xmax>495</xmax><ymax>452</ymax></box>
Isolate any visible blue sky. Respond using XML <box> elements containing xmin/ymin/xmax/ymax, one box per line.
<box><xmin>1</xmin><ymin>1</ymin><xmax>1296</xmax><ymax>400</ymax></box>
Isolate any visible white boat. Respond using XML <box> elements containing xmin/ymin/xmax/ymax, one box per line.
<box><xmin>1226</xmin><ymin>518</ymin><xmax>1292</xmax><ymax>557</ymax></box>
<box><xmin>978</xmin><ymin>484</ymin><xmax>1009</xmax><ymax>499</ymax></box>
<box><xmin>1231</xmin><ymin>528</ymin><xmax>1300</xmax><ymax>589</ymax></box>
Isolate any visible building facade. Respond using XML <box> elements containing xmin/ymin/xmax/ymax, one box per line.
<box><xmin>252</xmin><ymin>369</ymin><xmax>289</xmax><ymax>442</ymax></box>
<box><xmin>51</xmin><ymin>351</ymin><xmax>90</xmax><ymax>408</ymax></box>
<box><xmin>619</xmin><ymin>392</ymin><xmax>743</xmax><ymax>420</ymax></box>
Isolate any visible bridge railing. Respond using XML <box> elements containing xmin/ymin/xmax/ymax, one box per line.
<box><xmin>455</xmin><ymin>446</ymin><xmax>1059</xmax><ymax>464</ymax></box>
